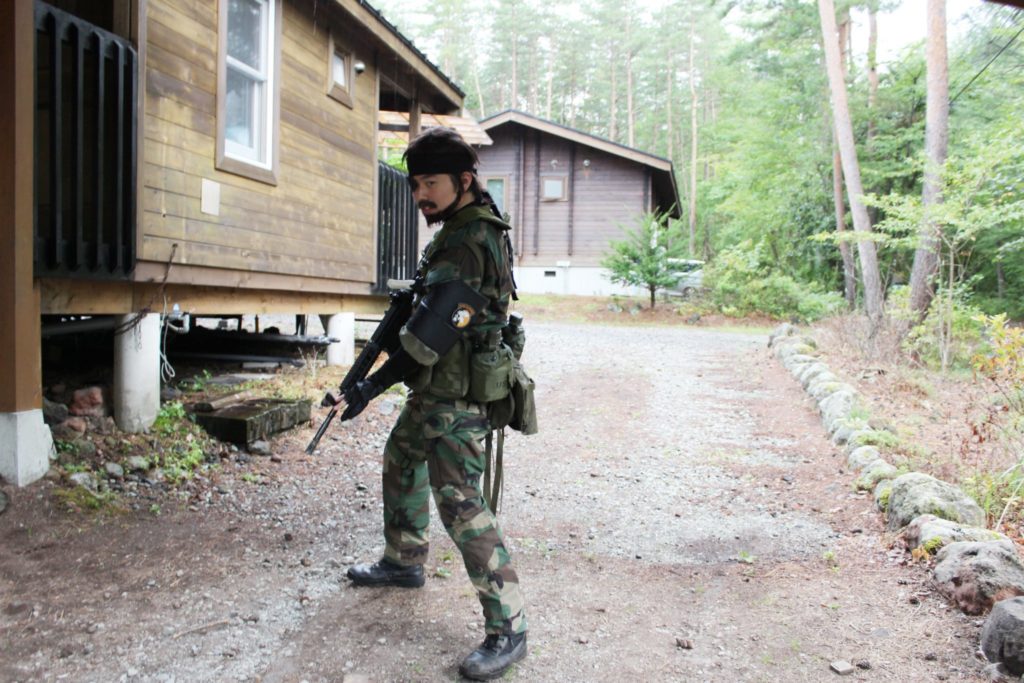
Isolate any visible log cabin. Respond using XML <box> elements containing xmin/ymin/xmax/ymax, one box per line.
<box><xmin>0</xmin><ymin>0</ymin><xmax>474</xmax><ymax>486</ymax></box>
<box><xmin>478</xmin><ymin>110</ymin><xmax>681</xmax><ymax>296</ymax></box>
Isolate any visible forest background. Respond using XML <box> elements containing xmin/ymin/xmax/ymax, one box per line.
<box><xmin>373</xmin><ymin>0</ymin><xmax>1024</xmax><ymax>335</ymax></box>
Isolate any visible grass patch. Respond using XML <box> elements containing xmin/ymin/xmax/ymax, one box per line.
<box><xmin>53</xmin><ymin>485</ymin><xmax>122</xmax><ymax>515</ymax></box>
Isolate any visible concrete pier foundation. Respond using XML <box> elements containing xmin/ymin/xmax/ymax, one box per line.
<box><xmin>325</xmin><ymin>312</ymin><xmax>356</xmax><ymax>367</ymax></box>
<box><xmin>113</xmin><ymin>313</ymin><xmax>161</xmax><ymax>432</ymax></box>
<box><xmin>0</xmin><ymin>411</ymin><xmax>54</xmax><ymax>486</ymax></box>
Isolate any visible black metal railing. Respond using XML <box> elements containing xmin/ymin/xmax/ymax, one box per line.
<box><xmin>34</xmin><ymin>1</ymin><xmax>138</xmax><ymax>279</ymax></box>
<box><xmin>375</xmin><ymin>161</ymin><xmax>418</xmax><ymax>292</ymax></box>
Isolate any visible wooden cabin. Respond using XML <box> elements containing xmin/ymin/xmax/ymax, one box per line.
<box><xmin>0</xmin><ymin>0</ymin><xmax>469</xmax><ymax>486</ymax></box>
<box><xmin>478</xmin><ymin>110</ymin><xmax>681</xmax><ymax>297</ymax></box>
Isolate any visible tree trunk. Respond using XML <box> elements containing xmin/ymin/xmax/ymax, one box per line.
<box><xmin>511</xmin><ymin>31</ymin><xmax>519</xmax><ymax>109</ymax></box>
<box><xmin>908</xmin><ymin>0</ymin><xmax>949</xmax><ymax>317</ymax></box>
<box><xmin>528</xmin><ymin>42</ymin><xmax>538</xmax><ymax>114</ymax></box>
<box><xmin>626</xmin><ymin>14</ymin><xmax>635</xmax><ymax>147</ymax></box>
<box><xmin>609</xmin><ymin>56</ymin><xmax>618</xmax><ymax>141</ymax></box>
<box><xmin>688</xmin><ymin>21</ymin><xmax>698</xmax><ymax>258</ymax></box>
<box><xmin>649</xmin><ymin>284</ymin><xmax>656</xmax><ymax>309</ymax></box>
<box><xmin>546</xmin><ymin>69</ymin><xmax>553</xmax><ymax>120</ymax></box>
<box><xmin>473</xmin><ymin>64</ymin><xmax>486</xmax><ymax>119</ymax></box>
<box><xmin>818</xmin><ymin>0</ymin><xmax>884</xmax><ymax>327</ymax></box>
<box><xmin>833</xmin><ymin>145</ymin><xmax>857</xmax><ymax>308</ymax></box>
<box><xmin>833</xmin><ymin>11</ymin><xmax>856</xmax><ymax>309</ymax></box>
<box><xmin>996</xmin><ymin>262</ymin><xmax>1006</xmax><ymax>299</ymax></box>
<box><xmin>665</xmin><ymin>46</ymin><xmax>673</xmax><ymax>159</ymax></box>
<box><xmin>867</xmin><ymin>2</ymin><xmax>880</xmax><ymax>142</ymax></box>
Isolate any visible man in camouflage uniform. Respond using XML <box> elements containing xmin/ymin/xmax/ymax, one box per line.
<box><xmin>334</xmin><ymin>127</ymin><xmax>527</xmax><ymax>680</ymax></box>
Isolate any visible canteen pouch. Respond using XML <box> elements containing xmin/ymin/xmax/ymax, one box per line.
<box><xmin>470</xmin><ymin>344</ymin><xmax>515</xmax><ymax>404</ymax></box>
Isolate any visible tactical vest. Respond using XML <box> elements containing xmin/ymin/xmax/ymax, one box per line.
<box><xmin>405</xmin><ymin>205</ymin><xmax>515</xmax><ymax>399</ymax></box>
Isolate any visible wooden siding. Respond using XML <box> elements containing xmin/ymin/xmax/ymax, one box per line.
<box><xmin>478</xmin><ymin>126</ymin><xmax>651</xmax><ymax>268</ymax></box>
<box><xmin>142</xmin><ymin>0</ymin><xmax>379</xmax><ymax>288</ymax></box>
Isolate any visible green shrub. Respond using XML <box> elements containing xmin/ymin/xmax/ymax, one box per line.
<box><xmin>889</xmin><ymin>286</ymin><xmax>987</xmax><ymax>371</ymax></box>
<box><xmin>703</xmin><ymin>242</ymin><xmax>843</xmax><ymax>321</ymax></box>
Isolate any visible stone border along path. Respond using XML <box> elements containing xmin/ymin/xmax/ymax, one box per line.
<box><xmin>768</xmin><ymin>323</ymin><xmax>1024</xmax><ymax>678</ymax></box>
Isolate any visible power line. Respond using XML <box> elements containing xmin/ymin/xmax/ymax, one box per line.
<box><xmin>950</xmin><ymin>22</ymin><xmax>1024</xmax><ymax>105</ymax></box>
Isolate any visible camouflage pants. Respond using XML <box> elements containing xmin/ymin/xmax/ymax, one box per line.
<box><xmin>381</xmin><ymin>393</ymin><xmax>527</xmax><ymax>636</ymax></box>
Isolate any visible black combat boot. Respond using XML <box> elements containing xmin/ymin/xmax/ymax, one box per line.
<box><xmin>458</xmin><ymin>632</ymin><xmax>527</xmax><ymax>681</ymax></box>
<box><xmin>346</xmin><ymin>557</ymin><xmax>425</xmax><ymax>588</ymax></box>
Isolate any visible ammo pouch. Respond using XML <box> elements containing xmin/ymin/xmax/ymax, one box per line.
<box><xmin>470</xmin><ymin>344</ymin><xmax>515</xmax><ymax>403</ymax></box>
<box><xmin>405</xmin><ymin>337</ymin><xmax>471</xmax><ymax>399</ymax></box>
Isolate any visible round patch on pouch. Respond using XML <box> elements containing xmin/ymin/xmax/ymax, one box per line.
<box><xmin>451</xmin><ymin>304</ymin><xmax>475</xmax><ymax>328</ymax></box>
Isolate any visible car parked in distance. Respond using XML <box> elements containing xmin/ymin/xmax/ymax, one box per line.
<box><xmin>666</xmin><ymin>258</ymin><xmax>705</xmax><ymax>297</ymax></box>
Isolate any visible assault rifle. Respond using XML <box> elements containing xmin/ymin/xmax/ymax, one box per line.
<box><xmin>304</xmin><ymin>279</ymin><xmax>418</xmax><ymax>454</ymax></box>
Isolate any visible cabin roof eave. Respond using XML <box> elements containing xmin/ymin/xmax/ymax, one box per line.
<box><xmin>333</xmin><ymin>0</ymin><xmax>464</xmax><ymax>111</ymax></box>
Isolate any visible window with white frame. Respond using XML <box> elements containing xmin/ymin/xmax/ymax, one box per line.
<box><xmin>219</xmin><ymin>0</ymin><xmax>279</xmax><ymax>181</ymax></box>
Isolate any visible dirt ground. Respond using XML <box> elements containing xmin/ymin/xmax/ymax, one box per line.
<box><xmin>0</xmin><ymin>305</ymin><xmax>991</xmax><ymax>682</ymax></box>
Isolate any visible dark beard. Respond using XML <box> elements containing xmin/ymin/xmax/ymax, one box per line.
<box><xmin>422</xmin><ymin>186</ymin><xmax>464</xmax><ymax>226</ymax></box>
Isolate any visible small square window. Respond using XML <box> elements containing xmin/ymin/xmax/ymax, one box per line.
<box><xmin>327</xmin><ymin>36</ymin><xmax>355</xmax><ymax>108</ymax></box>
<box><xmin>541</xmin><ymin>175</ymin><xmax>567</xmax><ymax>201</ymax></box>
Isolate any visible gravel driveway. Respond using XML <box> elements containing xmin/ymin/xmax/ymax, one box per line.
<box><xmin>0</xmin><ymin>322</ymin><xmax>986</xmax><ymax>682</ymax></box>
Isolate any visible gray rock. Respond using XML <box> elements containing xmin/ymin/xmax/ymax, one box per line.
<box><xmin>125</xmin><ymin>456</ymin><xmax>149</xmax><ymax>472</ymax></box>
<box><xmin>830</xmin><ymin>660</ymin><xmax>855</xmax><ymax>675</ymax></box>
<box><xmin>903</xmin><ymin>514</ymin><xmax>1007</xmax><ymax>552</ymax></box>
<box><xmin>935</xmin><ymin>541</ymin><xmax>1024</xmax><ymax>615</ymax></box>
<box><xmin>819</xmin><ymin>389</ymin><xmax>855</xmax><ymax>415</ymax></box>
<box><xmin>249</xmin><ymin>440</ymin><xmax>272</xmax><ymax>456</ymax></box>
<box><xmin>797</xmin><ymin>362</ymin><xmax>830</xmax><ymax>387</ymax></box>
<box><xmin>160</xmin><ymin>386</ymin><xmax>183</xmax><ymax>402</ymax></box>
<box><xmin>86</xmin><ymin>416</ymin><xmax>116</xmax><ymax>435</ymax></box>
<box><xmin>809</xmin><ymin>380</ymin><xmax>854</xmax><ymax>403</ymax></box>
<box><xmin>69</xmin><ymin>471</ymin><xmax>98</xmax><ymax>491</ymax></box>
<box><xmin>845</xmin><ymin>430</ymin><xmax>881</xmax><ymax>452</ymax></box>
<box><xmin>104</xmin><ymin>462</ymin><xmax>124</xmax><ymax>479</ymax></box>
<box><xmin>768</xmin><ymin>323</ymin><xmax>796</xmax><ymax>346</ymax></box>
<box><xmin>0</xmin><ymin>490</ymin><xmax>7</xmax><ymax>515</ymax></box>
<box><xmin>982</xmin><ymin>597</ymin><xmax>1024</xmax><ymax>675</ymax></box>
<box><xmin>783</xmin><ymin>354</ymin><xmax>818</xmax><ymax>371</ymax></box>
<box><xmin>49</xmin><ymin>422</ymin><xmax>80</xmax><ymax>442</ymax></box>
<box><xmin>855</xmin><ymin>460</ymin><xmax>899</xmax><ymax>491</ymax></box>
<box><xmin>74</xmin><ymin>439</ymin><xmax>98</xmax><ymax>459</ymax></box>
<box><xmin>832</xmin><ymin>418</ymin><xmax>869</xmax><ymax>446</ymax></box>
<box><xmin>776</xmin><ymin>343</ymin><xmax>816</xmax><ymax>362</ymax></box>
<box><xmin>43</xmin><ymin>397</ymin><xmax>69</xmax><ymax>425</ymax></box>
<box><xmin>847</xmin><ymin>444</ymin><xmax>880</xmax><ymax>471</ymax></box>
<box><xmin>807</xmin><ymin>371</ymin><xmax>838</xmax><ymax>390</ymax></box>
<box><xmin>886</xmin><ymin>472</ymin><xmax>985</xmax><ymax>530</ymax></box>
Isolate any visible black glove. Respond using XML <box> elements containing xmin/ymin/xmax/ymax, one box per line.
<box><xmin>339</xmin><ymin>378</ymin><xmax>384</xmax><ymax>421</ymax></box>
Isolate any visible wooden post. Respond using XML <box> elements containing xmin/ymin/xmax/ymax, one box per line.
<box><xmin>409</xmin><ymin>90</ymin><xmax>421</xmax><ymax>139</ymax></box>
<box><xmin>0</xmin><ymin>0</ymin><xmax>52</xmax><ymax>486</ymax></box>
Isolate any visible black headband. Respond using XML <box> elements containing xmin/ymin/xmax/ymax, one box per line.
<box><xmin>406</xmin><ymin>151</ymin><xmax>475</xmax><ymax>178</ymax></box>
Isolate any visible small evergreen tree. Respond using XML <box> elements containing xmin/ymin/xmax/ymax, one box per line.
<box><xmin>601</xmin><ymin>211</ymin><xmax>686</xmax><ymax>309</ymax></box>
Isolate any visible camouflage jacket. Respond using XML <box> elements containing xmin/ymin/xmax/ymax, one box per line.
<box><xmin>399</xmin><ymin>203</ymin><xmax>515</xmax><ymax>375</ymax></box>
